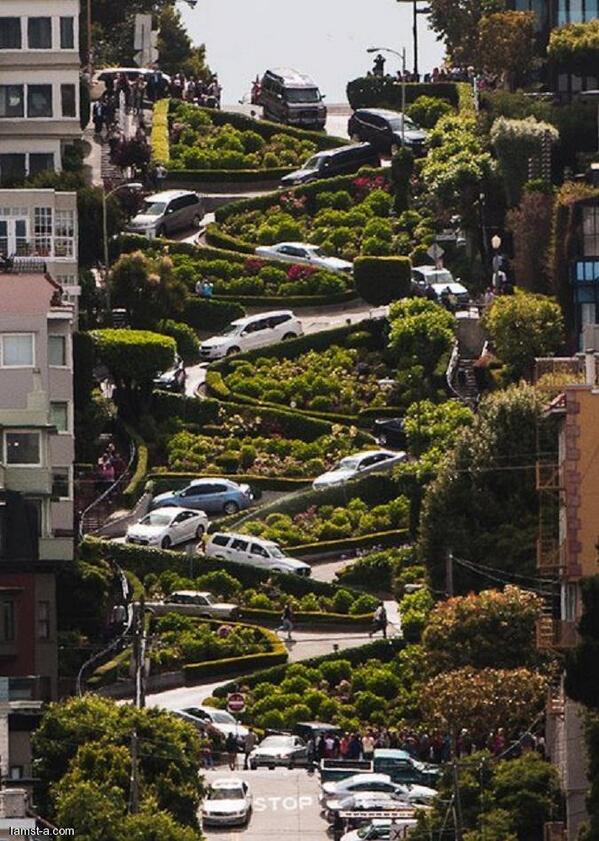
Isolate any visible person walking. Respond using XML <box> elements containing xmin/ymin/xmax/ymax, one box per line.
<box><xmin>225</xmin><ymin>732</ymin><xmax>238</xmax><ymax>770</ymax></box>
<box><xmin>362</xmin><ymin>731</ymin><xmax>375</xmax><ymax>762</ymax></box>
<box><xmin>243</xmin><ymin>728</ymin><xmax>257</xmax><ymax>769</ymax></box>
<box><xmin>370</xmin><ymin>602</ymin><xmax>388</xmax><ymax>638</ymax></box>
<box><xmin>278</xmin><ymin>603</ymin><xmax>295</xmax><ymax>641</ymax></box>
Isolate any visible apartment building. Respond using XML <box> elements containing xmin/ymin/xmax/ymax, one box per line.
<box><xmin>511</xmin><ymin>0</ymin><xmax>599</xmax><ymax>36</ymax></box>
<box><xmin>0</xmin><ymin>188</ymin><xmax>79</xmax><ymax>303</ymax></box>
<box><xmin>0</xmin><ymin>0</ymin><xmax>81</xmax><ymax>184</ymax></box>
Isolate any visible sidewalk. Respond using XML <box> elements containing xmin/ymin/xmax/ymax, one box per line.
<box><xmin>84</xmin><ymin>105</ymin><xmax>145</xmax><ymax>187</ymax></box>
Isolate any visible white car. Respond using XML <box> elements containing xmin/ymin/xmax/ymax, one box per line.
<box><xmin>255</xmin><ymin>242</ymin><xmax>353</xmax><ymax>275</ymax></box>
<box><xmin>162</xmin><ymin>591</ymin><xmax>239</xmax><ymax>620</ymax></box>
<box><xmin>199</xmin><ymin>310</ymin><xmax>303</xmax><ymax>361</ymax></box>
<box><xmin>249</xmin><ymin>735</ymin><xmax>308</xmax><ymax>768</ymax></box>
<box><xmin>174</xmin><ymin>706</ymin><xmax>249</xmax><ymax>747</ymax></box>
<box><xmin>312</xmin><ymin>449</ymin><xmax>408</xmax><ymax>490</ymax></box>
<box><xmin>321</xmin><ymin>773</ymin><xmax>437</xmax><ymax>803</ymax></box>
<box><xmin>340</xmin><ymin>818</ymin><xmax>418</xmax><ymax>841</ymax></box>
<box><xmin>205</xmin><ymin>533</ymin><xmax>312</xmax><ymax>577</ymax></box>
<box><xmin>326</xmin><ymin>791</ymin><xmax>427</xmax><ymax>821</ymax></box>
<box><xmin>125</xmin><ymin>507</ymin><xmax>208</xmax><ymax>549</ymax></box>
<box><xmin>202</xmin><ymin>778</ymin><xmax>252</xmax><ymax>827</ymax></box>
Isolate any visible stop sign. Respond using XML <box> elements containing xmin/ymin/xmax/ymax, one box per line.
<box><xmin>227</xmin><ymin>692</ymin><xmax>245</xmax><ymax>714</ymax></box>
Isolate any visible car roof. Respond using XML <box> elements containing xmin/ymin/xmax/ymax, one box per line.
<box><xmin>374</xmin><ymin>749</ymin><xmax>411</xmax><ymax>759</ymax></box>
<box><xmin>266</xmin><ymin>67</ymin><xmax>318</xmax><ymax>87</ymax></box>
<box><xmin>413</xmin><ymin>265</ymin><xmax>451</xmax><ymax>275</ymax></box>
<box><xmin>189</xmin><ymin>478</ymin><xmax>235</xmax><ymax>486</ymax></box>
<box><xmin>170</xmin><ymin>590</ymin><xmax>212</xmax><ymax>598</ymax></box>
<box><xmin>210</xmin><ymin>778</ymin><xmax>245</xmax><ymax>789</ymax></box>
<box><xmin>342</xmin><ymin>774</ymin><xmax>392</xmax><ymax>785</ymax></box>
<box><xmin>145</xmin><ymin>190</ymin><xmax>197</xmax><ymax>202</ymax></box>
<box><xmin>430</xmin><ymin>282</ymin><xmax>468</xmax><ymax>294</ymax></box>
<box><xmin>346</xmin><ymin>449</ymin><xmax>396</xmax><ymax>459</ymax></box>
<box><xmin>311</xmin><ymin>143</ymin><xmax>375</xmax><ymax>159</ymax></box>
<box><xmin>148</xmin><ymin>506</ymin><xmax>198</xmax><ymax>518</ymax></box>
<box><xmin>230</xmin><ymin>310</ymin><xmax>294</xmax><ymax>327</ymax></box>
<box><xmin>271</xmin><ymin>242</ymin><xmax>319</xmax><ymax>250</ymax></box>
<box><xmin>355</xmin><ymin>108</ymin><xmax>408</xmax><ymax>120</ymax></box>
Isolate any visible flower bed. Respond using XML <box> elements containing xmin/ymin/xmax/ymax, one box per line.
<box><xmin>238</xmin><ymin>496</ymin><xmax>409</xmax><ymax>546</ymax></box>
<box><xmin>222</xmin><ymin>345</ymin><xmax>391</xmax><ymax>415</ymax></box>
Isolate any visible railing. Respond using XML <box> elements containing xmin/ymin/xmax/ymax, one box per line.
<box><xmin>536</xmin><ymin>618</ymin><xmax>580</xmax><ymax>651</ymax></box>
<box><xmin>536</xmin><ymin>462</ymin><xmax>564</xmax><ymax>491</ymax></box>
<box><xmin>536</xmin><ymin>537</ymin><xmax>561</xmax><ymax>573</ymax></box>
<box><xmin>78</xmin><ymin>429</ymin><xmax>137</xmax><ymax>539</ymax></box>
<box><xmin>0</xmin><ymin>238</ymin><xmax>75</xmax><ymax>260</ymax></box>
<box><xmin>445</xmin><ymin>341</ymin><xmax>461</xmax><ymax>398</ymax></box>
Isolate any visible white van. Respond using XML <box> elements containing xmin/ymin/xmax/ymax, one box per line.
<box><xmin>199</xmin><ymin>310</ymin><xmax>303</xmax><ymax>361</ymax></box>
<box><xmin>205</xmin><ymin>533</ymin><xmax>311</xmax><ymax>577</ymax></box>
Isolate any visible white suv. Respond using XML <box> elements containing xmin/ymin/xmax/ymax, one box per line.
<box><xmin>199</xmin><ymin>310</ymin><xmax>303</xmax><ymax>361</ymax></box>
<box><xmin>205</xmin><ymin>533</ymin><xmax>312</xmax><ymax>577</ymax></box>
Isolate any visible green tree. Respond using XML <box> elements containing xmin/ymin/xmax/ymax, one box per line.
<box><xmin>483</xmin><ymin>289</ymin><xmax>564</xmax><ymax>378</ymax></box>
<box><xmin>548</xmin><ymin>19</ymin><xmax>599</xmax><ymax>76</ymax></box>
<box><xmin>491</xmin><ymin>753</ymin><xmax>562</xmax><ymax>841</ymax></box>
<box><xmin>387</xmin><ymin>298</ymin><xmax>456</xmax><ymax>377</ymax></box>
<box><xmin>403</xmin><ymin>399</ymin><xmax>473</xmax><ymax>457</ymax></box>
<box><xmin>390</xmin><ymin>147</ymin><xmax>414</xmax><ymax>213</ymax></box>
<box><xmin>490</xmin><ymin>116</ymin><xmax>559</xmax><ymax>206</ymax></box>
<box><xmin>422</xmin><ymin>586</ymin><xmax>544</xmax><ymax>673</ymax></box>
<box><xmin>157</xmin><ymin>6</ymin><xmax>209</xmax><ymax>78</ymax></box>
<box><xmin>479</xmin><ymin>11</ymin><xmax>535</xmax><ymax>89</ymax></box>
<box><xmin>506</xmin><ymin>188</ymin><xmax>555</xmax><ymax>294</ymax></box>
<box><xmin>108</xmin><ymin>251</ymin><xmax>188</xmax><ymax>330</ymax></box>
<box><xmin>418</xmin><ymin>384</ymin><xmax>545</xmax><ymax>591</ymax></box>
<box><xmin>427</xmin><ymin>0</ymin><xmax>504</xmax><ymax>68</ymax></box>
<box><xmin>406</xmin><ymin>96</ymin><xmax>453</xmax><ymax>130</ymax></box>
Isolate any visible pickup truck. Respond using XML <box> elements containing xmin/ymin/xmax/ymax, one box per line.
<box><xmin>320</xmin><ymin>750</ymin><xmax>440</xmax><ymax>788</ymax></box>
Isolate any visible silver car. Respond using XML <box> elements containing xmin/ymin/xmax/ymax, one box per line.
<box><xmin>126</xmin><ymin>190</ymin><xmax>204</xmax><ymax>238</ymax></box>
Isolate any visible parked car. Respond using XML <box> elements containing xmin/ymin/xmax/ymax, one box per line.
<box><xmin>151</xmin><ymin>478</ymin><xmax>253</xmax><ymax>516</ymax></box>
<box><xmin>325</xmin><ymin>792</ymin><xmax>420</xmax><ymax>822</ymax></box>
<box><xmin>255</xmin><ymin>242</ymin><xmax>353</xmax><ymax>275</ymax></box>
<box><xmin>125</xmin><ymin>190</ymin><xmax>204</xmax><ymax>238</ymax></box>
<box><xmin>294</xmin><ymin>722</ymin><xmax>343</xmax><ymax>742</ymax></box>
<box><xmin>153</xmin><ymin>355</ymin><xmax>187</xmax><ymax>393</ymax></box>
<box><xmin>199</xmin><ymin>310</ymin><xmax>303</xmax><ymax>361</ymax></box>
<box><xmin>202</xmin><ymin>778</ymin><xmax>252</xmax><ymax>827</ymax></box>
<box><xmin>249</xmin><ymin>734</ymin><xmax>308</xmax><ymax>768</ymax></box>
<box><xmin>94</xmin><ymin>66</ymin><xmax>171</xmax><ymax>87</ymax></box>
<box><xmin>348</xmin><ymin>108</ymin><xmax>427</xmax><ymax>156</ymax></box>
<box><xmin>340</xmin><ymin>818</ymin><xmax>418</xmax><ymax>841</ymax></box>
<box><xmin>373</xmin><ymin>749</ymin><xmax>440</xmax><ymax>787</ymax></box>
<box><xmin>259</xmin><ymin>67</ymin><xmax>327</xmax><ymax>130</ymax></box>
<box><xmin>429</xmin><ymin>282</ymin><xmax>470</xmax><ymax>310</ymax></box>
<box><xmin>125</xmin><ymin>507</ymin><xmax>208</xmax><ymax>549</ymax></box>
<box><xmin>174</xmin><ymin>706</ymin><xmax>249</xmax><ymax>746</ymax></box>
<box><xmin>373</xmin><ymin>418</ymin><xmax>405</xmax><ymax>448</ymax></box>
<box><xmin>281</xmin><ymin>143</ymin><xmax>380</xmax><ymax>186</ymax></box>
<box><xmin>164</xmin><ymin>590</ymin><xmax>239</xmax><ymax>619</ymax></box>
<box><xmin>321</xmin><ymin>773</ymin><xmax>437</xmax><ymax>803</ymax></box>
<box><xmin>205</xmin><ymin>533</ymin><xmax>312</xmax><ymax>577</ymax></box>
<box><xmin>312</xmin><ymin>449</ymin><xmax>407</xmax><ymax>490</ymax></box>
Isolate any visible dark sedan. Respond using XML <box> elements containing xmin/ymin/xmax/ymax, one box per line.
<box><xmin>348</xmin><ymin>108</ymin><xmax>427</xmax><ymax>156</ymax></box>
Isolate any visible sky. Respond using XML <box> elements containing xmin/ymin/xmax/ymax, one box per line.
<box><xmin>179</xmin><ymin>0</ymin><xmax>446</xmax><ymax>105</ymax></box>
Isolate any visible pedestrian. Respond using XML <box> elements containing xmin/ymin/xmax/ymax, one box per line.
<box><xmin>370</xmin><ymin>602</ymin><xmax>388</xmax><ymax>638</ymax></box>
<box><xmin>278</xmin><ymin>603</ymin><xmax>294</xmax><ymax>641</ymax></box>
<box><xmin>243</xmin><ymin>728</ymin><xmax>257</xmax><ymax>769</ymax></box>
<box><xmin>373</xmin><ymin>53</ymin><xmax>386</xmax><ymax>76</ymax></box>
<box><xmin>362</xmin><ymin>731</ymin><xmax>375</xmax><ymax>761</ymax></box>
<box><xmin>201</xmin><ymin>738</ymin><xmax>214</xmax><ymax>769</ymax></box>
<box><xmin>225</xmin><ymin>732</ymin><xmax>237</xmax><ymax>770</ymax></box>
<box><xmin>155</xmin><ymin>162</ymin><xmax>167</xmax><ymax>191</ymax></box>
<box><xmin>316</xmin><ymin>734</ymin><xmax>326</xmax><ymax>761</ymax></box>
<box><xmin>92</xmin><ymin>100</ymin><xmax>105</xmax><ymax>134</ymax></box>
<box><xmin>324</xmin><ymin>733</ymin><xmax>337</xmax><ymax>759</ymax></box>
<box><xmin>347</xmin><ymin>733</ymin><xmax>361</xmax><ymax>760</ymax></box>
<box><xmin>306</xmin><ymin>736</ymin><xmax>317</xmax><ymax>772</ymax></box>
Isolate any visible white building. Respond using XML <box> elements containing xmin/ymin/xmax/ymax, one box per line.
<box><xmin>0</xmin><ymin>0</ymin><xmax>81</xmax><ymax>184</ymax></box>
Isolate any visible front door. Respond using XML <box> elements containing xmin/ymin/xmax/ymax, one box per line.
<box><xmin>0</xmin><ymin>217</ymin><xmax>28</xmax><ymax>256</ymax></box>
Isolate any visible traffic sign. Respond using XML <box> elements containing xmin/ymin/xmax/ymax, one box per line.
<box><xmin>427</xmin><ymin>243</ymin><xmax>445</xmax><ymax>262</ymax></box>
<box><xmin>227</xmin><ymin>692</ymin><xmax>246</xmax><ymax>714</ymax></box>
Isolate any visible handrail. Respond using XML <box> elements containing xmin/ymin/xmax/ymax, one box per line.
<box><xmin>445</xmin><ymin>340</ymin><xmax>461</xmax><ymax>399</ymax></box>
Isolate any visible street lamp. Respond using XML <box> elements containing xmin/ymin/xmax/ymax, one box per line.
<box><xmin>102</xmin><ymin>182</ymin><xmax>143</xmax><ymax>308</ymax></box>
<box><xmin>367</xmin><ymin>46</ymin><xmax>407</xmax><ymax>144</ymax></box>
<box><xmin>395</xmin><ymin>0</ymin><xmax>430</xmax><ymax>78</ymax></box>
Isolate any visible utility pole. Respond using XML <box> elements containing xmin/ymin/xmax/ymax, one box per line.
<box><xmin>401</xmin><ymin>47</ymin><xmax>406</xmax><ymax>146</ymax></box>
<box><xmin>86</xmin><ymin>0</ymin><xmax>93</xmax><ymax>74</ymax></box>
<box><xmin>412</xmin><ymin>0</ymin><xmax>418</xmax><ymax>78</ymax></box>
<box><xmin>128</xmin><ymin>728</ymin><xmax>140</xmax><ymax>814</ymax></box>
<box><xmin>132</xmin><ymin>597</ymin><xmax>146</xmax><ymax>709</ymax></box>
<box><xmin>452</xmin><ymin>755</ymin><xmax>464</xmax><ymax>841</ymax></box>
<box><xmin>445</xmin><ymin>550</ymin><xmax>454</xmax><ymax>598</ymax></box>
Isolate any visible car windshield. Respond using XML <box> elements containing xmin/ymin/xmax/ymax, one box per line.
<box><xmin>285</xmin><ymin>88</ymin><xmax>320</xmax><ymax>103</ymax></box>
<box><xmin>310</xmin><ymin>246</ymin><xmax>326</xmax><ymax>257</ymax></box>
<box><xmin>140</xmin><ymin>201</ymin><xmax>166</xmax><ymax>216</ymax></box>
<box><xmin>262</xmin><ymin>736</ymin><xmax>293</xmax><ymax>747</ymax></box>
<box><xmin>269</xmin><ymin>547</ymin><xmax>287</xmax><ymax>558</ymax></box>
<box><xmin>211</xmin><ymin>710</ymin><xmax>236</xmax><ymax>724</ymax></box>
<box><xmin>221</xmin><ymin>324</ymin><xmax>242</xmax><ymax>336</ymax></box>
<box><xmin>303</xmin><ymin>155</ymin><xmax>324</xmax><ymax>170</ymax></box>
<box><xmin>202</xmin><ymin>594</ymin><xmax>215</xmax><ymax>605</ymax></box>
<box><xmin>388</xmin><ymin>117</ymin><xmax>416</xmax><ymax>131</ymax></box>
<box><xmin>208</xmin><ymin>787</ymin><xmax>244</xmax><ymax>801</ymax></box>
<box><xmin>338</xmin><ymin>456</ymin><xmax>362</xmax><ymax>470</ymax></box>
<box><xmin>140</xmin><ymin>512</ymin><xmax>172</xmax><ymax>526</ymax></box>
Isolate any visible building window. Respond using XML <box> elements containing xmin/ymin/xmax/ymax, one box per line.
<box><xmin>0</xmin><ymin>155</ymin><xmax>26</xmax><ymax>187</ymax></box>
<box><xmin>29</xmin><ymin>153</ymin><xmax>55</xmax><ymax>177</ymax></box>
<box><xmin>48</xmin><ymin>335</ymin><xmax>67</xmax><ymax>367</ymax></box>
<box><xmin>37</xmin><ymin>601</ymin><xmax>50</xmax><ymax>640</ymax></box>
<box><xmin>51</xmin><ymin>467</ymin><xmax>70</xmax><ymax>499</ymax></box>
<box><xmin>26</xmin><ymin>498</ymin><xmax>43</xmax><ymax>536</ymax></box>
<box><xmin>0</xmin><ymin>85</ymin><xmax>24</xmax><ymax>118</ymax></box>
<box><xmin>5</xmin><ymin>431</ymin><xmax>41</xmax><ymax>466</ymax></box>
<box><xmin>50</xmin><ymin>402</ymin><xmax>68</xmax><ymax>433</ymax></box>
<box><xmin>59</xmin><ymin>17</ymin><xmax>74</xmax><ymax>49</ymax></box>
<box><xmin>33</xmin><ymin>206</ymin><xmax>52</xmax><ymax>255</ymax></box>
<box><xmin>0</xmin><ymin>18</ymin><xmax>21</xmax><ymax>49</ymax></box>
<box><xmin>583</xmin><ymin>207</ymin><xmax>599</xmax><ymax>257</ymax></box>
<box><xmin>27</xmin><ymin>85</ymin><xmax>52</xmax><ymax>118</ymax></box>
<box><xmin>61</xmin><ymin>84</ymin><xmax>76</xmax><ymax>118</ymax></box>
<box><xmin>56</xmin><ymin>274</ymin><xmax>76</xmax><ymax>287</ymax></box>
<box><xmin>27</xmin><ymin>17</ymin><xmax>52</xmax><ymax>49</ymax></box>
<box><xmin>0</xmin><ymin>600</ymin><xmax>15</xmax><ymax>642</ymax></box>
<box><xmin>1</xmin><ymin>333</ymin><xmax>34</xmax><ymax>367</ymax></box>
<box><xmin>55</xmin><ymin>210</ymin><xmax>75</xmax><ymax>257</ymax></box>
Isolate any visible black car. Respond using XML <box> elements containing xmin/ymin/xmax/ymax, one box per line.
<box><xmin>294</xmin><ymin>721</ymin><xmax>343</xmax><ymax>741</ymax></box>
<box><xmin>281</xmin><ymin>143</ymin><xmax>381</xmax><ymax>186</ymax></box>
<box><xmin>348</xmin><ymin>108</ymin><xmax>427</xmax><ymax>156</ymax></box>
<box><xmin>373</xmin><ymin>417</ymin><xmax>405</xmax><ymax>448</ymax></box>
<box><xmin>153</xmin><ymin>356</ymin><xmax>186</xmax><ymax>393</ymax></box>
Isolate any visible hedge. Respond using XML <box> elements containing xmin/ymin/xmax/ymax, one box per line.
<box><xmin>287</xmin><ymin>529</ymin><xmax>409</xmax><ymax>558</ymax></box>
<box><xmin>151</xmin><ymin>98</ymin><xmax>170</xmax><ymax>163</ymax></box>
<box><xmin>146</xmin><ymin>471</ymin><xmax>311</xmax><ymax>495</ymax></box>
<box><xmin>346</xmin><ymin>78</ymin><xmax>460</xmax><ymax>110</ymax></box>
<box><xmin>165</xmin><ymin>167</ymin><xmax>294</xmax><ymax>185</ymax></box>
<box><xmin>116</xmin><ymin>233</ymin><xmax>249</xmax><ymax>264</ymax></box>
<box><xmin>213</xmin><ymin>289</ymin><xmax>359</xmax><ymax>309</ymax></box>
<box><xmin>354</xmin><ymin>256</ymin><xmax>412</xmax><ymax>305</ymax></box>
<box><xmin>237</xmin><ymin>608</ymin><xmax>374</xmax><ymax>626</ymax></box>
<box><xmin>122</xmin><ymin>425</ymin><xmax>149</xmax><ymax>506</ymax></box>
<box><xmin>213</xmin><ymin>638</ymin><xmax>404</xmax><ymax>697</ymax></box>
<box><xmin>183</xmin><ymin>646</ymin><xmax>287</xmax><ymax>682</ymax></box>
<box><xmin>204</xmin><ymin>224</ymin><xmax>256</xmax><ymax>254</ymax></box>
<box><xmin>183</xmin><ymin>297</ymin><xmax>245</xmax><ymax>332</ymax></box>
<box><xmin>151</xmin><ymin>391</ymin><xmax>222</xmax><ymax>426</ymax></box>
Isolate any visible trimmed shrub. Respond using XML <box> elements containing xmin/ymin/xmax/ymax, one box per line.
<box><xmin>406</xmin><ymin>96</ymin><xmax>453</xmax><ymax>129</ymax></box>
<box><xmin>182</xmin><ymin>298</ymin><xmax>245</xmax><ymax>332</ymax></box>
<box><xmin>346</xmin><ymin>78</ymin><xmax>459</xmax><ymax>110</ymax></box>
<box><xmin>150</xmin><ymin>98</ymin><xmax>170</xmax><ymax>163</ymax></box>
<box><xmin>158</xmin><ymin>319</ymin><xmax>199</xmax><ymax>363</ymax></box>
<box><xmin>354</xmin><ymin>256</ymin><xmax>411</xmax><ymax>305</ymax></box>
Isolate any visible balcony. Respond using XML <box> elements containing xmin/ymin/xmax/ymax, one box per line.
<box><xmin>536</xmin><ymin>617</ymin><xmax>580</xmax><ymax>651</ymax></box>
<box><xmin>536</xmin><ymin>462</ymin><xmax>564</xmax><ymax>491</ymax></box>
<box><xmin>0</xmin><ymin>237</ymin><xmax>75</xmax><ymax>271</ymax></box>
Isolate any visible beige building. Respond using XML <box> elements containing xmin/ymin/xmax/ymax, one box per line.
<box><xmin>0</xmin><ymin>0</ymin><xmax>81</xmax><ymax>183</ymax></box>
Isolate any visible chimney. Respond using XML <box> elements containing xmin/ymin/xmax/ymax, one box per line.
<box><xmin>0</xmin><ymin>789</ymin><xmax>28</xmax><ymax>818</ymax></box>
<box><xmin>584</xmin><ymin>349</ymin><xmax>596</xmax><ymax>386</ymax></box>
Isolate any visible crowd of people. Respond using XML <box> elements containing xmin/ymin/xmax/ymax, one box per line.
<box><xmin>169</xmin><ymin>72</ymin><xmax>222</xmax><ymax>108</ymax></box>
<box><xmin>368</xmin><ymin>54</ymin><xmax>498</xmax><ymax>89</ymax></box>
<box><xmin>96</xmin><ymin>441</ymin><xmax>126</xmax><ymax>492</ymax></box>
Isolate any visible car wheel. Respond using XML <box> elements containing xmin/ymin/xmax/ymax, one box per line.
<box><xmin>282</xmin><ymin>332</ymin><xmax>297</xmax><ymax>341</ymax></box>
<box><xmin>192</xmin><ymin>213</ymin><xmax>202</xmax><ymax>228</ymax></box>
<box><xmin>195</xmin><ymin>524</ymin><xmax>205</xmax><ymax>539</ymax></box>
<box><xmin>379</xmin><ymin>433</ymin><xmax>388</xmax><ymax>446</ymax></box>
<box><xmin>157</xmin><ymin>225</ymin><xmax>167</xmax><ymax>238</ymax></box>
<box><xmin>161</xmin><ymin>536</ymin><xmax>172</xmax><ymax>549</ymax></box>
<box><xmin>223</xmin><ymin>500</ymin><xmax>239</xmax><ymax>515</ymax></box>
<box><xmin>391</xmin><ymin>143</ymin><xmax>399</xmax><ymax>155</ymax></box>
<box><xmin>226</xmin><ymin>346</ymin><xmax>240</xmax><ymax>356</ymax></box>
<box><xmin>249</xmin><ymin>759</ymin><xmax>257</xmax><ymax>770</ymax></box>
